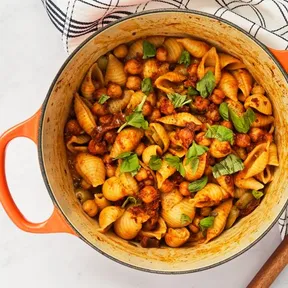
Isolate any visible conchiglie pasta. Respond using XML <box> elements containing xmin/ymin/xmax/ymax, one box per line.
<box><xmin>255</xmin><ymin>166</ymin><xmax>274</xmax><ymax>184</ymax></box>
<box><xmin>251</xmin><ymin>113</ymin><xmax>274</xmax><ymax>128</ymax></box>
<box><xmin>216</xmin><ymin>175</ymin><xmax>234</xmax><ymax>197</ymax></box>
<box><xmin>94</xmin><ymin>193</ymin><xmax>111</xmax><ymax>211</ymax></box>
<box><xmin>161</xmin><ymin>189</ymin><xmax>183</xmax><ymax>210</ymax></box>
<box><xmin>244</xmin><ymin>94</ymin><xmax>272</xmax><ymax>115</ymax></box>
<box><xmin>157</xmin><ymin>112</ymin><xmax>202</xmax><ymax>126</ymax></box>
<box><xmin>165</xmin><ymin>227</ymin><xmax>190</xmax><ymax>247</ymax></box>
<box><xmin>139</xmin><ymin>217</ymin><xmax>167</xmax><ymax>240</ymax></box>
<box><xmin>268</xmin><ymin>142</ymin><xmax>279</xmax><ymax>166</ymax></box>
<box><xmin>105</xmin><ymin>54</ymin><xmax>127</xmax><ymax>86</ymax></box>
<box><xmin>154</xmin><ymin>72</ymin><xmax>186</xmax><ymax>94</ymax></box>
<box><xmin>218</xmin><ymin>71</ymin><xmax>238</xmax><ymax>102</ymax></box>
<box><xmin>156</xmin><ymin>157</ymin><xmax>177</xmax><ymax>189</ymax></box>
<box><xmin>234</xmin><ymin>173</ymin><xmax>264</xmax><ymax>190</ymax></box>
<box><xmin>145</xmin><ymin>123</ymin><xmax>170</xmax><ymax>153</ymax></box>
<box><xmin>142</xmin><ymin>145</ymin><xmax>163</xmax><ymax>165</ymax></box>
<box><xmin>209</xmin><ymin>139</ymin><xmax>232</xmax><ymax>158</ymax></box>
<box><xmin>176</xmin><ymin>38</ymin><xmax>209</xmax><ymax>58</ymax></box>
<box><xmin>183</xmin><ymin>153</ymin><xmax>207</xmax><ymax>181</ymax></box>
<box><xmin>108</xmin><ymin>89</ymin><xmax>133</xmax><ymax>113</ymax></box>
<box><xmin>126</xmin><ymin>91</ymin><xmax>146</xmax><ymax>111</ymax></box>
<box><xmin>163</xmin><ymin>38</ymin><xmax>183</xmax><ymax>63</ymax></box>
<box><xmin>66</xmin><ymin>134</ymin><xmax>90</xmax><ymax>153</ymax></box>
<box><xmin>98</xmin><ymin>206</ymin><xmax>124</xmax><ymax>233</ymax></box>
<box><xmin>231</xmin><ymin>69</ymin><xmax>253</xmax><ymax>99</ymax></box>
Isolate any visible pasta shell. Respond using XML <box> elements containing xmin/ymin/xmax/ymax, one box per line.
<box><xmin>216</xmin><ymin>175</ymin><xmax>234</xmax><ymax>197</ymax></box>
<box><xmin>94</xmin><ymin>193</ymin><xmax>111</xmax><ymax>211</ymax></box>
<box><xmin>154</xmin><ymin>72</ymin><xmax>187</xmax><ymax>94</ymax></box>
<box><xmin>251</xmin><ymin>113</ymin><xmax>274</xmax><ymax>128</ymax></box>
<box><xmin>193</xmin><ymin>183</ymin><xmax>229</xmax><ymax>207</ymax></box>
<box><xmin>165</xmin><ymin>227</ymin><xmax>190</xmax><ymax>248</ymax></box>
<box><xmin>176</xmin><ymin>38</ymin><xmax>209</xmax><ymax>58</ymax></box>
<box><xmin>142</xmin><ymin>145</ymin><xmax>163</xmax><ymax>165</ymax></box>
<box><xmin>127</xmin><ymin>39</ymin><xmax>143</xmax><ymax>59</ymax></box>
<box><xmin>219</xmin><ymin>53</ymin><xmax>243</xmax><ymax>69</ymax></box>
<box><xmin>161</xmin><ymin>189</ymin><xmax>183</xmax><ymax>210</ymax></box>
<box><xmin>251</xmin><ymin>84</ymin><xmax>265</xmax><ymax>95</ymax></box>
<box><xmin>234</xmin><ymin>172</ymin><xmax>264</xmax><ymax>190</ymax></box>
<box><xmin>163</xmin><ymin>38</ymin><xmax>183</xmax><ymax>63</ymax></box>
<box><xmin>218</xmin><ymin>71</ymin><xmax>238</xmax><ymax>101</ymax></box>
<box><xmin>231</xmin><ymin>69</ymin><xmax>253</xmax><ymax>99</ymax></box>
<box><xmin>242</xmin><ymin>142</ymin><xmax>270</xmax><ymax>179</ymax></box>
<box><xmin>205</xmin><ymin>199</ymin><xmax>233</xmax><ymax>243</ymax></box>
<box><xmin>110</xmin><ymin>127</ymin><xmax>144</xmax><ymax>158</ymax></box>
<box><xmin>74</xmin><ymin>93</ymin><xmax>96</xmax><ymax>136</ymax></box>
<box><xmin>197</xmin><ymin>47</ymin><xmax>221</xmax><ymax>84</ymax></box>
<box><xmin>226</xmin><ymin>99</ymin><xmax>245</xmax><ymax>114</ymax></box>
<box><xmin>255</xmin><ymin>166</ymin><xmax>274</xmax><ymax>184</ymax></box>
<box><xmin>66</xmin><ymin>134</ymin><xmax>90</xmax><ymax>153</ymax></box>
<box><xmin>156</xmin><ymin>157</ymin><xmax>177</xmax><ymax>189</ymax></box>
<box><xmin>244</xmin><ymin>94</ymin><xmax>272</xmax><ymax>115</ymax></box>
<box><xmin>146</xmin><ymin>36</ymin><xmax>165</xmax><ymax>47</ymax></box>
<box><xmin>80</xmin><ymin>63</ymin><xmax>104</xmax><ymax>99</ymax></box>
<box><xmin>225</xmin><ymin>205</ymin><xmax>240</xmax><ymax>229</ymax></box>
<box><xmin>209</xmin><ymin>139</ymin><xmax>232</xmax><ymax>158</ymax></box>
<box><xmin>268</xmin><ymin>143</ymin><xmax>279</xmax><ymax>166</ymax></box>
<box><xmin>98</xmin><ymin>206</ymin><xmax>124</xmax><ymax>233</ymax></box>
<box><xmin>157</xmin><ymin>112</ymin><xmax>202</xmax><ymax>126</ymax></box>
<box><xmin>183</xmin><ymin>153</ymin><xmax>207</xmax><ymax>181</ymax></box>
<box><xmin>108</xmin><ymin>89</ymin><xmax>133</xmax><ymax>114</ymax></box>
<box><xmin>105</xmin><ymin>54</ymin><xmax>127</xmax><ymax>86</ymax></box>
<box><xmin>143</xmin><ymin>59</ymin><xmax>158</xmax><ymax>79</ymax></box>
<box><xmin>234</xmin><ymin>187</ymin><xmax>247</xmax><ymax>198</ymax></box>
<box><xmin>126</xmin><ymin>91</ymin><xmax>145</xmax><ymax>111</ymax></box>
<box><xmin>161</xmin><ymin>198</ymin><xmax>196</xmax><ymax>228</ymax></box>
<box><xmin>75</xmin><ymin>153</ymin><xmax>105</xmax><ymax>187</ymax></box>
<box><xmin>145</xmin><ymin>123</ymin><xmax>170</xmax><ymax>153</ymax></box>
<box><xmin>139</xmin><ymin>217</ymin><xmax>167</xmax><ymax>240</ymax></box>
<box><xmin>226</xmin><ymin>62</ymin><xmax>246</xmax><ymax>70</ymax></box>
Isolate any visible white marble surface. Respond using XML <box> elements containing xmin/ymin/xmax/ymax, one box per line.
<box><xmin>0</xmin><ymin>1</ymin><xmax>287</xmax><ymax>287</ymax></box>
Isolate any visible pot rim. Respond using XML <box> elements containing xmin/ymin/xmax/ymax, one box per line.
<box><xmin>38</xmin><ymin>8</ymin><xmax>288</xmax><ymax>274</ymax></box>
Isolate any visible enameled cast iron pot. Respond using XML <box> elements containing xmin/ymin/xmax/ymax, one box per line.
<box><xmin>0</xmin><ymin>10</ymin><xmax>288</xmax><ymax>274</ymax></box>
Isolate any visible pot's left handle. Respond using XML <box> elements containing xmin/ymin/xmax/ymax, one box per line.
<box><xmin>0</xmin><ymin>109</ymin><xmax>75</xmax><ymax>235</ymax></box>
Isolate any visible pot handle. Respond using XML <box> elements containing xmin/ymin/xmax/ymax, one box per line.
<box><xmin>0</xmin><ymin>110</ymin><xmax>75</xmax><ymax>235</ymax></box>
<box><xmin>269</xmin><ymin>48</ymin><xmax>288</xmax><ymax>72</ymax></box>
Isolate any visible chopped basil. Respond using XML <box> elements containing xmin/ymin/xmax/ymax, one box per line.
<box><xmin>212</xmin><ymin>154</ymin><xmax>244</xmax><ymax>178</ymax></box>
<box><xmin>196</xmin><ymin>71</ymin><xmax>216</xmax><ymax>98</ymax></box>
<box><xmin>187</xmin><ymin>86</ymin><xmax>199</xmax><ymax>96</ymax></box>
<box><xmin>178</xmin><ymin>50</ymin><xmax>191</xmax><ymax>67</ymax></box>
<box><xmin>186</xmin><ymin>141</ymin><xmax>208</xmax><ymax>174</ymax></box>
<box><xmin>190</xmin><ymin>157</ymin><xmax>200</xmax><ymax>174</ymax></box>
<box><xmin>167</xmin><ymin>93</ymin><xmax>192</xmax><ymax>108</ymax></box>
<box><xmin>121</xmin><ymin>196</ymin><xmax>139</xmax><ymax>208</ymax></box>
<box><xmin>200</xmin><ymin>216</ymin><xmax>215</xmax><ymax>230</ymax></box>
<box><xmin>114</xmin><ymin>152</ymin><xmax>134</xmax><ymax>160</ymax></box>
<box><xmin>205</xmin><ymin>124</ymin><xmax>234</xmax><ymax>144</ymax></box>
<box><xmin>219</xmin><ymin>102</ymin><xmax>229</xmax><ymax>121</ymax></box>
<box><xmin>141</xmin><ymin>78</ymin><xmax>153</xmax><ymax>95</ymax></box>
<box><xmin>188</xmin><ymin>176</ymin><xmax>208</xmax><ymax>193</ymax></box>
<box><xmin>98</xmin><ymin>94</ymin><xmax>110</xmax><ymax>104</ymax></box>
<box><xmin>115</xmin><ymin>152</ymin><xmax>140</xmax><ymax>175</ymax></box>
<box><xmin>165</xmin><ymin>155</ymin><xmax>185</xmax><ymax>177</ymax></box>
<box><xmin>143</xmin><ymin>40</ymin><xmax>156</xmax><ymax>59</ymax></box>
<box><xmin>148</xmin><ymin>155</ymin><xmax>162</xmax><ymax>171</ymax></box>
<box><xmin>229</xmin><ymin>107</ymin><xmax>256</xmax><ymax>133</ymax></box>
<box><xmin>252</xmin><ymin>190</ymin><xmax>264</xmax><ymax>200</ymax></box>
<box><xmin>117</xmin><ymin>96</ymin><xmax>149</xmax><ymax>132</ymax></box>
<box><xmin>180</xmin><ymin>213</ymin><xmax>192</xmax><ymax>225</ymax></box>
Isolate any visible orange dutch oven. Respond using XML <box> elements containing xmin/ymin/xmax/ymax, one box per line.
<box><xmin>0</xmin><ymin>10</ymin><xmax>287</xmax><ymax>274</ymax></box>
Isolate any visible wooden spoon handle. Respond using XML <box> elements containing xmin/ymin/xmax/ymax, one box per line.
<box><xmin>247</xmin><ymin>235</ymin><xmax>288</xmax><ymax>288</ymax></box>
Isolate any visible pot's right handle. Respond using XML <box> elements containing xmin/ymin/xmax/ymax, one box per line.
<box><xmin>0</xmin><ymin>110</ymin><xmax>75</xmax><ymax>235</ymax></box>
<box><xmin>269</xmin><ymin>48</ymin><xmax>288</xmax><ymax>72</ymax></box>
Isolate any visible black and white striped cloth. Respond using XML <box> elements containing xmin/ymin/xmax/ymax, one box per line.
<box><xmin>42</xmin><ymin>0</ymin><xmax>288</xmax><ymax>239</ymax></box>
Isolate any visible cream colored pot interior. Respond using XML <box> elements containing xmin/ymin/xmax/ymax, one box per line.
<box><xmin>40</xmin><ymin>11</ymin><xmax>288</xmax><ymax>272</ymax></box>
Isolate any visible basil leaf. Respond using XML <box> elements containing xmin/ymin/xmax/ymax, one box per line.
<box><xmin>196</xmin><ymin>71</ymin><xmax>216</xmax><ymax>98</ymax></box>
<box><xmin>252</xmin><ymin>190</ymin><xmax>264</xmax><ymax>200</ymax></box>
<box><xmin>180</xmin><ymin>213</ymin><xmax>192</xmax><ymax>225</ymax></box>
<box><xmin>190</xmin><ymin>157</ymin><xmax>199</xmax><ymax>174</ymax></box>
<box><xmin>199</xmin><ymin>216</ymin><xmax>215</xmax><ymax>230</ymax></box>
<box><xmin>114</xmin><ymin>152</ymin><xmax>133</xmax><ymax>160</ymax></box>
<box><xmin>219</xmin><ymin>102</ymin><xmax>229</xmax><ymax>121</ymax></box>
<box><xmin>143</xmin><ymin>40</ymin><xmax>156</xmax><ymax>59</ymax></box>
<box><xmin>141</xmin><ymin>78</ymin><xmax>153</xmax><ymax>95</ymax></box>
<box><xmin>98</xmin><ymin>94</ymin><xmax>110</xmax><ymax>104</ymax></box>
<box><xmin>187</xmin><ymin>141</ymin><xmax>208</xmax><ymax>159</ymax></box>
<box><xmin>205</xmin><ymin>125</ymin><xmax>234</xmax><ymax>144</ymax></box>
<box><xmin>167</xmin><ymin>93</ymin><xmax>192</xmax><ymax>108</ymax></box>
<box><xmin>229</xmin><ymin>107</ymin><xmax>256</xmax><ymax>133</ymax></box>
<box><xmin>121</xmin><ymin>196</ymin><xmax>139</xmax><ymax>208</ymax></box>
<box><xmin>178</xmin><ymin>50</ymin><xmax>191</xmax><ymax>67</ymax></box>
<box><xmin>149</xmin><ymin>155</ymin><xmax>162</xmax><ymax>171</ymax></box>
<box><xmin>212</xmin><ymin>154</ymin><xmax>244</xmax><ymax>178</ymax></box>
<box><xmin>119</xmin><ymin>153</ymin><xmax>140</xmax><ymax>174</ymax></box>
<box><xmin>188</xmin><ymin>176</ymin><xmax>208</xmax><ymax>193</ymax></box>
<box><xmin>134</xmin><ymin>96</ymin><xmax>147</xmax><ymax>112</ymax></box>
<box><xmin>165</xmin><ymin>155</ymin><xmax>186</xmax><ymax>177</ymax></box>
<box><xmin>187</xmin><ymin>86</ymin><xmax>199</xmax><ymax>96</ymax></box>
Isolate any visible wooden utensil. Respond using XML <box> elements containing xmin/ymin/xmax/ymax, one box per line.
<box><xmin>247</xmin><ymin>235</ymin><xmax>288</xmax><ymax>288</ymax></box>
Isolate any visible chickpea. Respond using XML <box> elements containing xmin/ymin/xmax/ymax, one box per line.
<box><xmin>200</xmin><ymin>207</ymin><xmax>212</xmax><ymax>217</ymax></box>
<box><xmin>156</xmin><ymin>46</ymin><xmax>168</xmax><ymax>62</ymax></box>
<box><xmin>147</xmin><ymin>92</ymin><xmax>157</xmax><ymax>107</ymax></box>
<box><xmin>179</xmin><ymin>181</ymin><xmax>190</xmax><ymax>196</ymax></box>
<box><xmin>106</xmin><ymin>164</ymin><xmax>116</xmax><ymax>178</ymax></box>
<box><xmin>65</xmin><ymin>119</ymin><xmax>82</xmax><ymax>136</ymax></box>
<box><xmin>143</xmin><ymin>179</ymin><xmax>154</xmax><ymax>186</ymax></box>
<box><xmin>126</xmin><ymin>76</ymin><xmax>141</xmax><ymax>90</ymax></box>
<box><xmin>82</xmin><ymin>200</ymin><xmax>98</xmax><ymax>217</ymax></box>
<box><xmin>75</xmin><ymin>188</ymin><xmax>93</xmax><ymax>203</ymax></box>
<box><xmin>160</xmin><ymin>179</ymin><xmax>175</xmax><ymax>193</ymax></box>
<box><xmin>135</xmin><ymin>142</ymin><xmax>146</xmax><ymax>157</ymax></box>
<box><xmin>178</xmin><ymin>128</ymin><xmax>194</xmax><ymax>149</ymax></box>
<box><xmin>209</xmin><ymin>89</ymin><xmax>225</xmax><ymax>105</ymax></box>
<box><xmin>148</xmin><ymin>109</ymin><xmax>161</xmax><ymax>122</ymax></box>
<box><xmin>187</xmin><ymin>63</ymin><xmax>198</xmax><ymax>76</ymax></box>
<box><xmin>194</xmin><ymin>96</ymin><xmax>210</xmax><ymax>112</ymax></box>
<box><xmin>99</xmin><ymin>114</ymin><xmax>113</xmax><ymax>125</ymax></box>
<box><xmin>235</xmin><ymin>133</ymin><xmax>251</xmax><ymax>148</ymax></box>
<box><xmin>221</xmin><ymin>120</ymin><xmax>233</xmax><ymax>130</ymax></box>
<box><xmin>80</xmin><ymin>179</ymin><xmax>92</xmax><ymax>190</ymax></box>
<box><xmin>139</xmin><ymin>186</ymin><xmax>159</xmax><ymax>204</ymax></box>
<box><xmin>94</xmin><ymin>87</ymin><xmax>107</xmax><ymax>100</ymax></box>
<box><xmin>124</xmin><ymin>59</ymin><xmax>143</xmax><ymax>75</ymax></box>
<box><xmin>234</xmin><ymin>147</ymin><xmax>247</xmax><ymax>161</ymax></box>
<box><xmin>103</xmin><ymin>154</ymin><xmax>113</xmax><ymax>164</ymax></box>
<box><xmin>88</xmin><ymin>140</ymin><xmax>107</xmax><ymax>155</ymax></box>
<box><xmin>249</xmin><ymin>127</ymin><xmax>265</xmax><ymax>142</ymax></box>
<box><xmin>106</xmin><ymin>83</ymin><xmax>122</xmax><ymax>99</ymax></box>
<box><xmin>252</xmin><ymin>84</ymin><xmax>265</xmax><ymax>95</ymax></box>
<box><xmin>91</xmin><ymin>102</ymin><xmax>108</xmax><ymax>116</ymax></box>
<box><xmin>206</xmin><ymin>103</ymin><xmax>220</xmax><ymax>122</ymax></box>
<box><xmin>188</xmin><ymin>224</ymin><xmax>199</xmax><ymax>234</ymax></box>
<box><xmin>113</xmin><ymin>44</ymin><xmax>128</xmax><ymax>59</ymax></box>
<box><xmin>195</xmin><ymin>132</ymin><xmax>211</xmax><ymax>146</ymax></box>
<box><xmin>135</xmin><ymin>168</ymin><xmax>148</xmax><ymax>182</ymax></box>
<box><xmin>142</xmin><ymin>101</ymin><xmax>153</xmax><ymax>117</ymax></box>
<box><xmin>159</xmin><ymin>97</ymin><xmax>175</xmax><ymax>115</ymax></box>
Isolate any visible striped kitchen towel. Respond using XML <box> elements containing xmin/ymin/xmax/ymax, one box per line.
<box><xmin>42</xmin><ymin>0</ymin><xmax>288</xmax><ymax>239</ymax></box>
